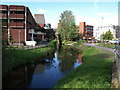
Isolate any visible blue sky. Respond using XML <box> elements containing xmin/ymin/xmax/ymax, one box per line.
<box><xmin>0</xmin><ymin>2</ymin><xmax>118</xmax><ymax>28</ymax></box>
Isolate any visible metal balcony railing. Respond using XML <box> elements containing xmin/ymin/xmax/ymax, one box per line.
<box><xmin>10</xmin><ymin>22</ymin><xmax>24</xmax><ymax>27</ymax></box>
<box><xmin>0</xmin><ymin>5</ymin><xmax>8</xmax><ymax>10</ymax></box>
<box><xmin>10</xmin><ymin>14</ymin><xmax>24</xmax><ymax>19</ymax></box>
<box><xmin>0</xmin><ymin>14</ymin><xmax>8</xmax><ymax>19</ymax></box>
<box><xmin>10</xmin><ymin>6</ymin><xmax>25</xmax><ymax>11</ymax></box>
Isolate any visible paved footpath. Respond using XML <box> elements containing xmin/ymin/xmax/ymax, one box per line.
<box><xmin>84</xmin><ymin>43</ymin><xmax>114</xmax><ymax>53</ymax></box>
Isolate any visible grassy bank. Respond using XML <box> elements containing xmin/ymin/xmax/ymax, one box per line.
<box><xmin>3</xmin><ymin>46</ymin><xmax>55</xmax><ymax>75</ymax></box>
<box><xmin>54</xmin><ymin>45</ymin><xmax>114</xmax><ymax>88</ymax></box>
<box><xmin>96</xmin><ymin>43</ymin><xmax>115</xmax><ymax>49</ymax></box>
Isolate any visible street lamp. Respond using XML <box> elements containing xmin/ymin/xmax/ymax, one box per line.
<box><xmin>19</xmin><ymin>30</ymin><xmax>21</xmax><ymax>47</ymax></box>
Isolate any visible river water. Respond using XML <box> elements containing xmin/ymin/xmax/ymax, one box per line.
<box><xmin>3</xmin><ymin>46</ymin><xmax>82</xmax><ymax>88</ymax></box>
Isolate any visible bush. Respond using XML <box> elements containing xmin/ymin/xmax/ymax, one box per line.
<box><xmin>77</xmin><ymin>40</ymin><xmax>86</xmax><ymax>44</ymax></box>
<box><xmin>62</xmin><ymin>40</ymin><xmax>75</xmax><ymax>45</ymax></box>
<box><xmin>48</xmin><ymin>39</ymin><xmax>57</xmax><ymax>47</ymax></box>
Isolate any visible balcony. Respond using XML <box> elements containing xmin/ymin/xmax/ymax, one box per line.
<box><xmin>16</xmin><ymin>22</ymin><xmax>24</xmax><ymax>27</ymax></box>
<box><xmin>9</xmin><ymin>14</ymin><xmax>16</xmax><ymax>19</ymax></box>
<box><xmin>1</xmin><ymin>22</ymin><xmax>8</xmax><ymax>27</ymax></box>
<box><xmin>10</xmin><ymin>22</ymin><xmax>24</xmax><ymax>27</ymax></box>
<box><xmin>9</xmin><ymin>6</ymin><xmax>16</xmax><ymax>11</ymax></box>
<box><xmin>9</xmin><ymin>14</ymin><xmax>24</xmax><ymax>19</ymax></box>
<box><xmin>16</xmin><ymin>14</ymin><xmax>24</xmax><ymax>19</ymax></box>
<box><xmin>0</xmin><ymin>14</ymin><xmax>8</xmax><ymax>19</ymax></box>
<box><xmin>16</xmin><ymin>6</ymin><xmax>25</xmax><ymax>11</ymax></box>
<box><xmin>9</xmin><ymin>6</ymin><xmax>25</xmax><ymax>11</ymax></box>
<box><xmin>0</xmin><ymin>5</ymin><xmax>8</xmax><ymax>11</ymax></box>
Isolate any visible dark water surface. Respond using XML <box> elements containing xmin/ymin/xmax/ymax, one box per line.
<box><xmin>3</xmin><ymin>46</ymin><xmax>82</xmax><ymax>88</ymax></box>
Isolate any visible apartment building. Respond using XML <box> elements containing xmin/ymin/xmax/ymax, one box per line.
<box><xmin>78</xmin><ymin>22</ymin><xmax>94</xmax><ymax>40</ymax></box>
<box><xmin>0</xmin><ymin>5</ymin><xmax>44</xmax><ymax>45</ymax></box>
<box><xmin>94</xmin><ymin>25</ymin><xmax>120</xmax><ymax>40</ymax></box>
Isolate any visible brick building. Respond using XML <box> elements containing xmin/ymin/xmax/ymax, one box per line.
<box><xmin>0</xmin><ymin>5</ymin><xmax>44</xmax><ymax>45</ymax></box>
<box><xmin>78</xmin><ymin>22</ymin><xmax>94</xmax><ymax>40</ymax></box>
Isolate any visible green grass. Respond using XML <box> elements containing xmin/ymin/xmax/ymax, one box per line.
<box><xmin>54</xmin><ymin>45</ymin><xmax>114</xmax><ymax>88</ymax></box>
<box><xmin>96</xmin><ymin>43</ymin><xmax>115</xmax><ymax>49</ymax></box>
<box><xmin>3</xmin><ymin>46</ymin><xmax>54</xmax><ymax>75</ymax></box>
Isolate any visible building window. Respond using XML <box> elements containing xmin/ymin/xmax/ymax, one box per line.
<box><xmin>85</xmin><ymin>30</ymin><xmax>93</xmax><ymax>32</ymax></box>
<box><xmin>86</xmin><ymin>26</ymin><xmax>93</xmax><ymax>29</ymax></box>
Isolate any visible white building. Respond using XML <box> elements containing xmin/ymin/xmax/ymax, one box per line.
<box><xmin>94</xmin><ymin>25</ymin><xmax>120</xmax><ymax>40</ymax></box>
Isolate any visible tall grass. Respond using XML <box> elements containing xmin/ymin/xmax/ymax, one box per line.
<box><xmin>3</xmin><ymin>46</ymin><xmax>54</xmax><ymax>75</ymax></box>
<box><xmin>54</xmin><ymin>45</ymin><xmax>114</xmax><ymax>88</ymax></box>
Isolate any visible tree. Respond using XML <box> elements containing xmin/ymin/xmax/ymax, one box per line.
<box><xmin>44</xmin><ymin>29</ymin><xmax>55</xmax><ymax>41</ymax></box>
<box><xmin>46</xmin><ymin>23</ymin><xmax>51</xmax><ymax>29</ymax></box>
<box><xmin>58</xmin><ymin>10</ymin><xmax>78</xmax><ymax>41</ymax></box>
<box><xmin>102</xmin><ymin>30</ymin><xmax>113</xmax><ymax>41</ymax></box>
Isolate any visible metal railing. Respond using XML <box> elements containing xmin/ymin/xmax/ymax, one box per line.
<box><xmin>17</xmin><ymin>44</ymin><xmax>48</xmax><ymax>50</ymax></box>
<box><xmin>115</xmin><ymin>49</ymin><xmax>120</xmax><ymax>85</ymax></box>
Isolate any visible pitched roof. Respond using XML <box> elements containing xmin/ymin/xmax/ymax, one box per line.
<box><xmin>34</xmin><ymin>14</ymin><xmax>45</xmax><ymax>24</ymax></box>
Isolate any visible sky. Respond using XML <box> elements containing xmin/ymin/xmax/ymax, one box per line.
<box><xmin>0</xmin><ymin>1</ymin><xmax>118</xmax><ymax>28</ymax></box>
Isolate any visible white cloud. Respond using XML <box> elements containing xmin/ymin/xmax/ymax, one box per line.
<box><xmin>96</xmin><ymin>12</ymin><xmax>113</xmax><ymax>16</ymax></box>
<box><xmin>38</xmin><ymin>8</ymin><xmax>46</xmax><ymax>14</ymax></box>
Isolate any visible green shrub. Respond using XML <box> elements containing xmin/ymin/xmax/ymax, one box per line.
<box><xmin>48</xmin><ymin>39</ymin><xmax>57</xmax><ymax>47</ymax></box>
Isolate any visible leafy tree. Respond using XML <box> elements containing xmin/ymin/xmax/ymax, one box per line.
<box><xmin>100</xmin><ymin>34</ymin><xmax>105</xmax><ymax>41</ymax></box>
<box><xmin>58</xmin><ymin>10</ymin><xmax>78</xmax><ymax>41</ymax></box>
<box><xmin>46</xmin><ymin>23</ymin><xmax>51</xmax><ymax>29</ymax></box>
<box><xmin>102</xmin><ymin>30</ymin><xmax>113</xmax><ymax>41</ymax></box>
<box><xmin>45</xmin><ymin>29</ymin><xmax>55</xmax><ymax>41</ymax></box>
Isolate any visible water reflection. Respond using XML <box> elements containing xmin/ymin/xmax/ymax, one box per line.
<box><xmin>58</xmin><ymin>46</ymin><xmax>80</xmax><ymax>72</ymax></box>
<box><xmin>3</xmin><ymin>46</ymin><xmax>82</xmax><ymax>88</ymax></box>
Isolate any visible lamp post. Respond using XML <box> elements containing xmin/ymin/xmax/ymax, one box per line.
<box><xmin>19</xmin><ymin>30</ymin><xmax>21</xmax><ymax>47</ymax></box>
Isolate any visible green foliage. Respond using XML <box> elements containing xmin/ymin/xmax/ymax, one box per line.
<box><xmin>2</xmin><ymin>28</ymin><xmax>8</xmax><ymax>48</ymax></box>
<box><xmin>54</xmin><ymin>46</ymin><xmax>114</xmax><ymax>88</ymax></box>
<box><xmin>3</xmin><ymin>46</ymin><xmax>54</xmax><ymax>75</ymax></box>
<box><xmin>101</xmin><ymin>30</ymin><xmax>113</xmax><ymax>41</ymax></box>
<box><xmin>35</xmin><ymin>27</ymin><xmax>55</xmax><ymax>42</ymax></box>
<box><xmin>78</xmin><ymin>40</ymin><xmax>87</xmax><ymax>44</ymax></box>
<box><xmin>58</xmin><ymin>10</ymin><xmax>79</xmax><ymax>41</ymax></box>
<box><xmin>62</xmin><ymin>40</ymin><xmax>75</xmax><ymax>45</ymax></box>
<box><xmin>48</xmin><ymin>39</ymin><xmax>57</xmax><ymax>47</ymax></box>
<box><xmin>46</xmin><ymin>23</ymin><xmax>51</xmax><ymax>29</ymax></box>
<box><xmin>45</xmin><ymin>29</ymin><xmax>55</xmax><ymax>41</ymax></box>
<box><xmin>97</xmin><ymin>42</ymin><xmax>115</xmax><ymax>49</ymax></box>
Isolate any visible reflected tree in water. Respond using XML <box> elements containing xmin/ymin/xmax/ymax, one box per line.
<box><xmin>58</xmin><ymin>46</ymin><xmax>81</xmax><ymax>72</ymax></box>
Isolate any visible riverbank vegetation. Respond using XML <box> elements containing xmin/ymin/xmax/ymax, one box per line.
<box><xmin>54</xmin><ymin>45</ymin><xmax>114</xmax><ymax>88</ymax></box>
<box><xmin>3</xmin><ymin>40</ymin><xmax>57</xmax><ymax>75</ymax></box>
<box><xmin>96</xmin><ymin>42</ymin><xmax>115</xmax><ymax>49</ymax></box>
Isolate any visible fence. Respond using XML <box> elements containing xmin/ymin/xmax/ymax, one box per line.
<box><xmin>115</xmin><ymin>49</ymin><xmax>120</xmax><ymax>85</ymax></box>
<box><xmin>18</xmin><ymin>45</ymin><xmax>47</xmax><ymax>50</ymax></box>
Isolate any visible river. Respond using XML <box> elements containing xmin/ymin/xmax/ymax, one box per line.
<box><xmin>3</xmin><ymin>46</ymin><xmax>82</xmax><ymax>88</ymax></box>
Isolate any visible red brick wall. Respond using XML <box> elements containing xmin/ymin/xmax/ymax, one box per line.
<box><xmin>10</xmin><ymin>28</ymin><xmax>25</xmax><ymax>42</ymax></box>
<box><xmin>79</xmin><ymin>22</ymin><xmax>85</xmax><ymax>37</ymax></box>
